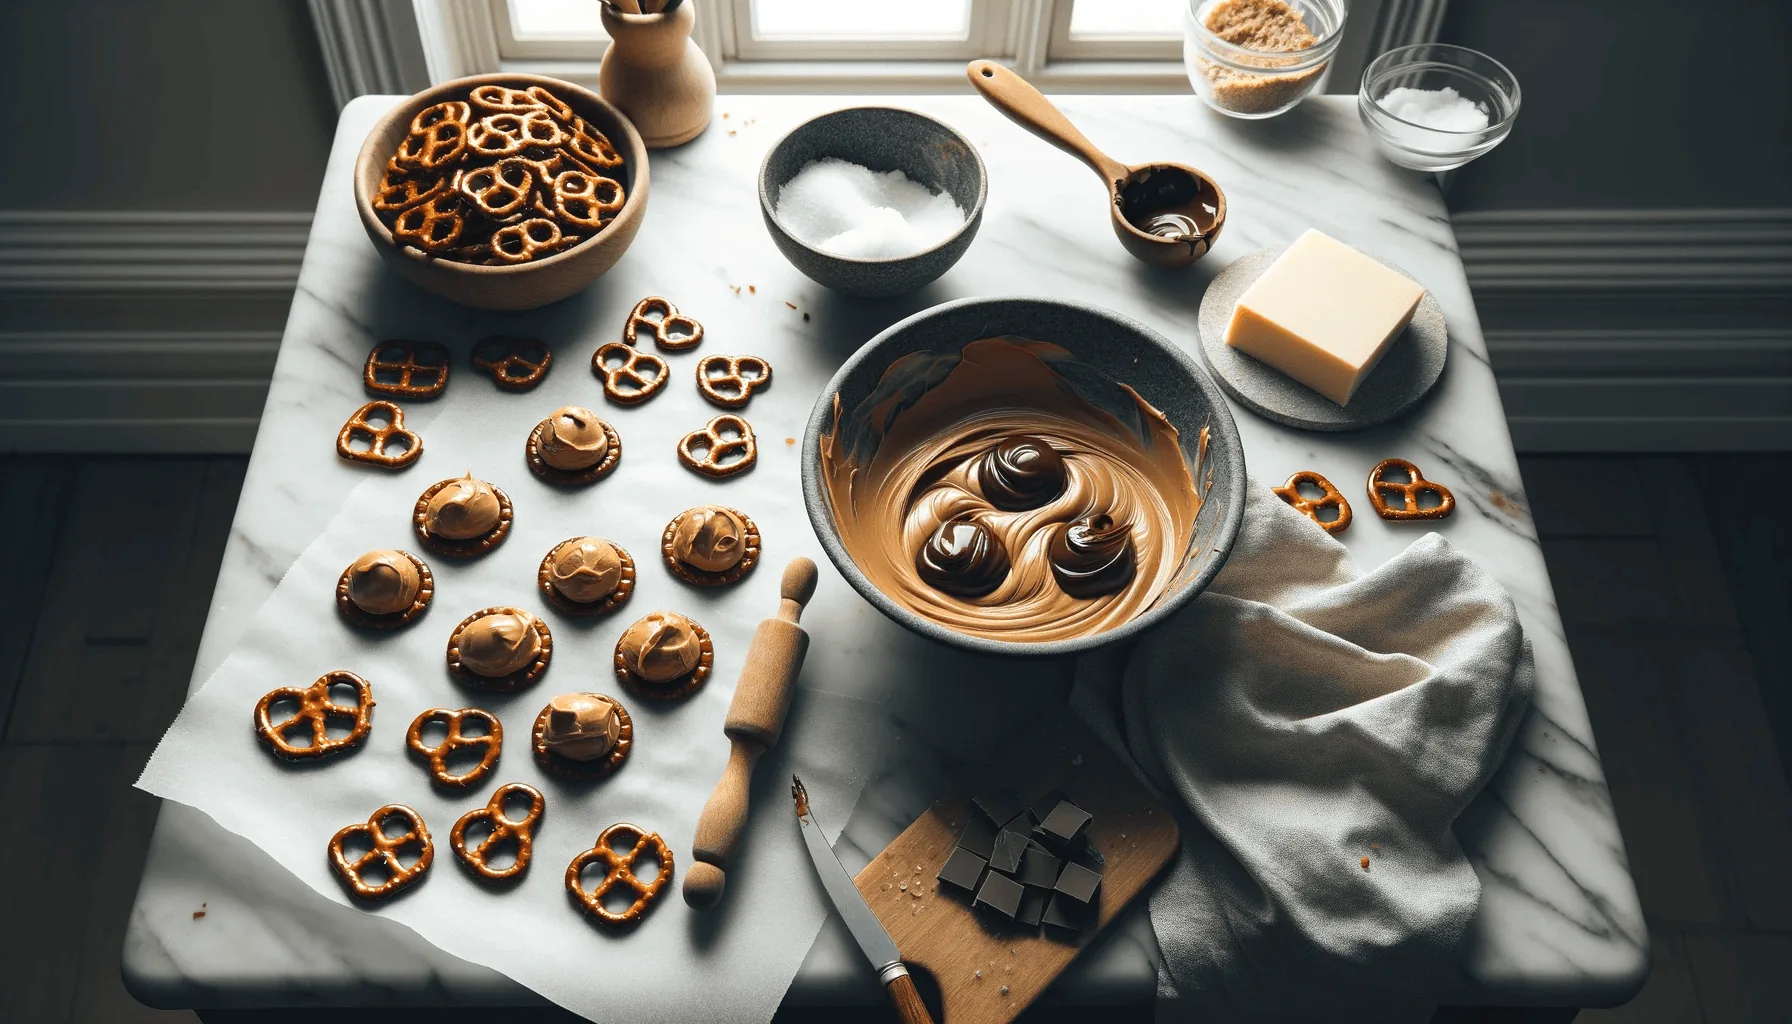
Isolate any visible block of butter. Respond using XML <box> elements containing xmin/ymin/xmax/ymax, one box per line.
<box><xmin>1224</xmin><ymin>229</ymin><xmax>1427</xmax><ymax>406</ymax></box>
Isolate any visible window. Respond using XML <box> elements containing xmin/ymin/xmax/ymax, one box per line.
<box><xmin>475</xmin><ymin>0</ymin><xmax>1193</xmax><ymax>90</ymax></box>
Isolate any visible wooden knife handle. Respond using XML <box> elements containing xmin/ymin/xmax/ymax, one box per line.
<box><xmin>886</xmin><ymin>973</ymin><xmax>934</xmax><ymax>1024</ymax></box>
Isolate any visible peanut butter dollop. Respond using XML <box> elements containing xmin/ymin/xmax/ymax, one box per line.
<box><xmin>458</xmin><ymin>611</ymin><xmax>541</xmax><ymax>677</ymax></box>
<box><xmin>425</xmin><ymin>473</ymin><xmax>501</xmax><ymax>539</ymax></box>
<box><xmin>618</xmin><ymin>611</ymin><xmax>701</xmax><ymax>683</ymax></box>
<box><xmin>345</xmin><ymin>550</ymin><xmax>421</xmax><ymax>615</ymax></box>
<box><xmin>549</xmin><ymin>537</ymin><xmax>622</xmax><ymax>603</ymax></box>
<box><xmin>538</xmin><ymin>406</ymin><xmax>609</xmax><ymax>470</ymax></box>
<box><xmin>541</xmin><ymin>692</ymin><xmax>622</xmax><ymax>761</ymax></box>
<box><xmin>671</xmin><ymin>506</ymin><xmax>746</xmax><ymax>573</ymax></box>
<box><xmin>820</xmin><ymin>337</ymin><xmax>1202</xmax><ymax>644</ymax></box>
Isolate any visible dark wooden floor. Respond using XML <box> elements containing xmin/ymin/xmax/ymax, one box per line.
<box><xmin>1</xmin><ymin>455</ymin><xmax>1788</xmax><ymax>1023</ymax></box>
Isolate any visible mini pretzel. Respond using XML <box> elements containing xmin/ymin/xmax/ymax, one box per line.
<box><xmin>1273</xmin><ymin>471</ymin><xmax>1352</xmax><ymax>535</ymax></box>
<box><xmin>531</xmin><ymin>694</ymin><xmax>634</xmax><ymax>779</ymax></box>
<box><xmin>696</xmin><ymin>355</ymin><xmax>772</xmax><ymax>409</ymax></box>
<box><xmin>677</xmin><ymin>415</ymin><xmax>757</xmax><ymax>479</ymax></box>
<box><xmin>446</xmin><ymin>606</ymin><xmax>553</xmax><ymax>692</ymax></box>
<box><xmin>395</xmin><ymin>119</ymin><xmax>468</xmax><ymax>172</ymax></box>
<box><xmin>1367</xmin><ymin>458</ymin><xmax>1456</xmax><ymax>521</ymax></box>
<box><xmin>469</xmin><ymin>84</ymin><xmax>542</xmax><ymax>114</ymax></box>
<box><xmin>524</xmin><ymin>85</ymin><xmax>575</xmax><ymax>120</ymax></box>
<box><xmin>566</xmin><ymin>823</ymin><xmax>673</xmax><ymax>926</ymax></box>
<box><xmin>548</xmin><ymin>170</ymin><xmax>624</xmax><ymax>231</ymax></box>
<box><xmin>490</xmin><ymin>217</ymin><xmax>578</xmax><ymax>264</ymax></box>
<box><xmin>411</xmin><ymin>100</ymin><xmax>471</xmax><ymax>134</ymax></box>
<box><xmin>337</xmin><ymin>401</ymin><xmax>422</xmax><ymax>469</ymax></box>
<box><xmin>593</xmin><ymin>342</ymin><xmax>669</xmax><ymax>404</ymax></box>
<box><xmin>391</xmin><ymin>192</ymin><xmax>467</xmax><ymax>252</ymax></box>
<box><xmin>412</xmin><ymin>477</ymin><xmax>514</xmax><ymax>557</ymax></box>
<box><xmin>335</xmin><ymin>550</ymin><xmax>435</xmax><ymax>629</ymax></box>
<box><xmin>405</xmin><ymin>708</ymin><xmax>503</xmax><ymax>789</ymax></box>
<box><xmin>471</xmin><ymin>336</ymin><xmax>552</xmax><ymax>390</ymax></box>
<box><xmin>459</xmin><ymin>157</ymin><xmax>537</xmax><ymax>219</ymax></box>
<box><xmin>373</xmin><ymin>169</ymin><xmax>453</xmax><ymax>215</ymax></box>
<box><xmin>613</xmin><ymin>616</ymin><xmax>714</xmax><ymax>701</ymax></box>
<box><xmin>329</xmin><ymin>804</ymin><xmax>433</xmax><ymax>900</ymax></box>
<box><xmin>624</xmin><ymin>297</ymin><xmax>704</xmax><ymax>352</ymax></box>
<box><xmin>451</xmin><ymin>783</ymin><xmax>544</xmax><ymax>882</ymax></box>
<box><xmin>661</xmin><ymin>506</ymin><xmax>761</xmax><ymax>587</ymax></box>
<box><xmin>468</xmin><ymin>110</ymin><xmax>567</xmax><ymax>158</ymax></box>
<box><xmin>364</xmin><ymin>340</ymin><xmax>449</xmax><ymax>399</ymax></box>
<box><xmin>254</xmin><ymin>670</ymin><xmax>374</xmax><ymax>761</ymax></box>
<box><xmin>564</xmin><ymin>117</ymin><xmax>624</xmax><ymax>169</ymax></box>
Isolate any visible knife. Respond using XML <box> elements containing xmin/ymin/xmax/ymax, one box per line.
<box><xmin>791</xmin><ymin>776</ymin><xmax>934</xmax><ymax>1024</ymax></box>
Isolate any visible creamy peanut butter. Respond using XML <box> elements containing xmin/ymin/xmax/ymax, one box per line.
<box><xmin>459</xmin><ymin>611</ymin><xmax>541</xmax><ymax>676</ymax></box>
<box><xmin>549</xmin><ymin>537</ymin><xmax>623</xmax><ymax>602</ymax></box>
<box><xmin>426</xmin><ymin>473</ymin><xmax>501</xmax><ymax>539</ymax></box>
<box><xmin>820</xmin><ymin>337</ymin><xmax>1202</xmax><ymax>643</ymax></box>
<box><xmin>618</xmin><ymin>611</ymin><xmax>701</xmax><ymax>682</ymax></box>
<box><xmin>538</xmin><ymin>406</ymin><xmax>610</xmax><ymax>470</ymax></box>
<box><xmin>672</xmin><ymin>506</ymin><xmax>747</xmax><ymax>573</ymax></box>
<box><xmin>541</xmin><ymin>692</ymin><xmax>622</xmax><ymax>760</ymax></box>
<box><xmin>346</xmin><ymin>550</ymin><xmax>421</xmax><ymax>614</ymax></box>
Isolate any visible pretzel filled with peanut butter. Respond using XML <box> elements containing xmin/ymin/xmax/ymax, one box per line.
<box><xmin>566</xmin><ymin>823</ymin><xmax>673</xmax><ymax>925</ymax></box>
<box><xmin>451</xmin><ymin>783</ymin><xmax>544</xmax><ymax>882</ymax></box>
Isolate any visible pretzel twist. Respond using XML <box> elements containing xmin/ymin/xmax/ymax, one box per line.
<box><xmin>547</xmin><ymin>170</ymin><xmax>624</xmax><ymax>231</ymax></box>
<box><xmin>523</xmin><ymin>85</ymin><xmax>575</xmax><ymax>120</ymax></box>
<box><xmin>336</xmin><ymin>401</ymin><xmax>422</xmax><ymax>469</ymax></box>
<box><xmin>459</xmin><ymin>157</ymin><xmax>537</xmax><ymax>219</ymax></box>
<box><xmin>695</xmin><ymin>354</ymin><xmax>772</xmax><ymax>409</ymax></box>
<box><xmin>373</xmin><ymin>168</ymin><xmax>453</xmax><ymax>215</ymax></box>
<box><xmin>451</xmin><ymin>783</ymin><xmax>544</xmax><ymax>882</ymax></box>
<box><xmin>363</xmin><ymin>340</ymin><xmax>449</xmax><ymax>399</ymax></box>
<box><xmin>329</xmin><ymin>804</ymin><xmax>434</xmax><ymax>900</ymax></box>
<box><xmin>469</xmin><ymin>84</ymin><xmax>542</xmax><ymax>114</ymax></box>
<box><xmin>405</xmin><ymin>708</ymin><xmax>503</xmax><ymax>789</ymax></box>
<box><xmin>490</xmin><ymin>217</ymin><xmax>580</xmax><ymax>264</ymax></box>
<box><xmin>254</xmin><ymin>671</ymin><xmax>375</xmax><ymax>761</ymax></box>
<box><xmin>468</xmin><ymin>110</ymin><xmax>567</xmax><ymax>158</ymax></box>
<box><xmin>395</xmin><ymin>119</ymin><xmax>468</xmax><ymax>172</ymax></box>
<box><xmin>1367</xmin><ymin>458</ymin><xmax>1455</xmax><ymax>521</ymax></box>
<box><xmin>592</xmin><ymin>342</ymin><xmax>668</xmax><ymax>404</ymax></box>
<box><xmin>410</xmin><ymin>100</ymin><xmax>471</xmax><ymax>134</ymax></box>
<box><xmin>564</xmin><ymin>116</ymin><xmax>624</xmax><ymax>169</ymax></box>
<box><xmin>623</xmin><ymin>296</ymin><xmax>704</xmax><ymax>352</ymax></box>
<box><xmin>471</xmin><ymin>336</ymin><xmax>552</xmax><ymax>390</ymax></box>
<box><xmin>1272</xmin><ymin>471</ymin><xmax>1352</xmax><ymax>535</ymax></box>
<box><xmin>677</xmin><ymin>414</ymin><xmax>757</xmax><ymax>479</ymax></box>
<box><xmin>566</xmin><ymin>823</ymin><xmax>673</xmax><ymax>925</ymax></box>
<box><xmin>391</xmin><ymin>191</ymin><xmax>468</xmax><ymax>252</ymax></box>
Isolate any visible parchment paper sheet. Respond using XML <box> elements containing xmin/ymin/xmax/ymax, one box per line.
<box><xmin>138</xmin><ymin>356</ymin><xmax>883</xmax><ymax>1024</ymax></box>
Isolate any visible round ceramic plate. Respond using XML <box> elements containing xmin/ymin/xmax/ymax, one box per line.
<box><xmin>1196</xmin><ymin>245</ymin><xmax>1447</xmax><ymax>431</ymax></box>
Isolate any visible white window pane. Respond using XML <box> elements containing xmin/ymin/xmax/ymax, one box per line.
<box><xmin>751</xmin><ymin>0</ymin><xmax>970</xmax><ymax>39</ymax></box>
<box><xmin>508</xmin><ymin>0</ymin><xmax>608</xmax><ymax>39</ymax></box>
<box><xmin>1069</xmin><ymin>0</ymin><xmax>1184</xmax><ymax>38</ymax></box>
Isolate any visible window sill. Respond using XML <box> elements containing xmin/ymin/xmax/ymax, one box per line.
<box><xmin>498</xmin><ymin>57</ymin><xmax>1190</xmax><ymax>93</ymax></box>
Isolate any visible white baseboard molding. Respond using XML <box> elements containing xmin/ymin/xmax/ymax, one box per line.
<box><xmin>1</xmin><ymin>207</ymin><xmax>1789</xmax><ymax>454</ymax></box>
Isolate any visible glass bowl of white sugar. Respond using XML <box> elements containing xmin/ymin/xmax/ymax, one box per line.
<box><xmin>1358</xmin><ymin>44</ymin><xmax>1520</xmax><ymax>172</ymax></box>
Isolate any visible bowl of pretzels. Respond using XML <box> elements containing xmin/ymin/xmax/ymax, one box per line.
<box><xmin>354</xmin><ymin>73</ymin><xmax>649</xmax><ymax>311</ymax></box>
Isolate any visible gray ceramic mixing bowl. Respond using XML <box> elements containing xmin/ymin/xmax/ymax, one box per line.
<box><xmin>801</xmin><ymin>296</ymin><xmax>1247</xmax><ymax>658</ymax></box>
<box><xmin>759</xmin><ymin>106</ymin><xmax>986</xmax><ymax>298</ymax></box>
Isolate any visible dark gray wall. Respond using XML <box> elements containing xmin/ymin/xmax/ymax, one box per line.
<box><xmin>1443</xmin><ymin>0</ymin><xmax>1792</xmax><ymax>212</ymax></box>
<box><xmin>0</xmin><ymin>0</ymin><xmax>337</xmax><ymax>210</ymax></box>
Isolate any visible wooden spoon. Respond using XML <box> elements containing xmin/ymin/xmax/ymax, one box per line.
<box><xmin>967</xmin><ymin>60</ymin><xmax>1227</xmax><ymax>268</ymax></box>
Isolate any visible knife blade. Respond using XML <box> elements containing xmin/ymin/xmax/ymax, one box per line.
<box><xmin>792</xmin><ymin>776</ymin><xmax>934</xmax><ymax>1024</ymax></box>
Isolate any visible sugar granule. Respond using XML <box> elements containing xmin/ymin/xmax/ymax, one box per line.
<box><xmin>1379</xmin><ymin>86</ymin><xmax>1489</xmax><ymax>132</ymax></box>
<box><xmin>774</xmin><ymin>157</ymin><xmax>966</xmax><ymax>260</ymax></box>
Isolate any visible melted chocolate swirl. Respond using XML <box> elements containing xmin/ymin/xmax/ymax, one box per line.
<box><xmin>977</xmin><ymin>435</ymin><xmax>1068</xmax><ymax>511</ymax></box>
<box><xmin>1049</xmin><ymin>514</ymin><xmax>1137</xmax><ymax>598</ymax></box>
<box><xmin>915</xmin><ymin>517</ymin><xmax>1010</xmax><ymax>598</ymax></box>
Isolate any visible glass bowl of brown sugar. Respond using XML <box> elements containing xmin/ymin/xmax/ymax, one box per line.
<box><xmin>1183</xmin><ymin>0</ymin><xmax>1346</xmax><ymax>119</ymax></box>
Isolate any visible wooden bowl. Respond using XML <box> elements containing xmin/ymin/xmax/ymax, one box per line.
<box><xmin>353</xmin><ymin>73</ymin><xmax>650</xmax><ymax>311</ymax></box>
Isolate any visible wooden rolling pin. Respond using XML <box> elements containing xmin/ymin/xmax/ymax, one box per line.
<box><xmin>684</xmin><ymin>557</ymin><xmax>817</xmax><ymax>908</ymax></box>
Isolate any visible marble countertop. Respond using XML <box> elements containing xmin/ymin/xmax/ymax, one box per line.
<box><xmin>123</xmin><ymin>93</ymin><xmax>1647</xmax><ymax>1013</ymax></box>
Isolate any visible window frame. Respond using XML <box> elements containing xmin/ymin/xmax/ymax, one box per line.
<box><xmin>1047</xmin><ymin>0</ymin><xmax>1183</xmax><ymax>62</ymax></box>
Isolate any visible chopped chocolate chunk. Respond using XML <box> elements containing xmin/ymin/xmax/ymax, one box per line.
<box><xmin>1015</xmin><ymin>887</ymin><xmax>1050</xmax><ymax>927</ymax></box>
<box><xmin>973</xmin><ymin>871</ymin><xmax>1026</xmax><ymax>920</ymax></box>
<box><xmin>971</xmin><ymin>788</ymin><xmax>1027</xmax><ymax>829</ymax></box>
<box><xmin>1054</xmin><ymin>860</ymin><xmax>1102</xmax><ymax>907</ymax></box>
<box><xmin>1043</xmin><ymin>891</ymin><xmax>1089</xmax><ymax>934</ymax></box>
<box><xmin>937</xmin><ymin>847</ymin><xmax>988</xmax><ymax>894</ymax></box>
<box><xmin>1070</xmin><ymin>837</ymin><xmax>1106</xmax><ymax>871</ymax></box>
<box><xmin>1028</xmin><ymin>788</ymin><xmax>1068</xmax><ymax>823</ymax></box>
<box><xmin>1037</xmin><ymin>799</ymin><xmax>1093</xmax><ymax>849</ymax></box>
<box><xmin>990</xmin><ymin>827</ymin><xmax>1028</xmax><ymax>875</ymax></box>
<box><xmin>1017</xmin><ymin>844</ymin><xmax>1063</xmax><ymax>889</ymax></box>
<box><xmin>957</xmin><ymin>814</ymin><xmax>998</xmax><ymax>860</ymax></box>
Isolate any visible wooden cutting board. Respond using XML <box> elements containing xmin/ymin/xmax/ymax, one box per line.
<box><xmin>853</xmin><ymin>705</ymin><xmax>1179</xmax><ymax>1024</ymax></box>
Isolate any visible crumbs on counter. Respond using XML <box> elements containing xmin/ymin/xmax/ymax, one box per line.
<box><xmin>193</xmin><ymin>902</ymin><xmax>208</xmax><ymax>920</ymax></box>
<box><xmin>1360</xmin><ymin>856</ymin><xmax>1371</xmax><ymax>871</ymax></box>
<box><xmin>749</xmin><ymin>285</ymin><xmax>757</xmax><ymax>294</ymax></box>
<box><xmin>784</xmin><ymin>301</ymin><xmax>797</xmax><ymax>309</ymax></box>
<box><xmin>803</xmin><ymin>312</ymin><xmax>811</xmax><ymax>321</ymax></box>
<box><xmin>785</xmin><ymin>437</ymin><xmax>795</xmax><ymax>445</ymax></box>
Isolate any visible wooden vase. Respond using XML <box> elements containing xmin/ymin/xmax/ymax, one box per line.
<box><xmin>599</xmin><ymin>1</ymin><xmax>716</xmax><ymax>149</ymax></box>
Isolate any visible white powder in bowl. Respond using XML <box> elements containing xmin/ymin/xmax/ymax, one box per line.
<box><xmin>1379</xmin><ymin>86</ymin><xmax>1490</xmax><ymax>132</ymax></box>
<box><xmin>774</xmin><ymin>158</ymin><xmax>967</xmax><ymax>260</ymax></box>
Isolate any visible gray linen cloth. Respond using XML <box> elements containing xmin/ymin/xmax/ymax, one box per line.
<box><xmin>1071</xmin><ymin>480</ymin><xmax>1534</xmax><ymax>1022</ymax></box>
